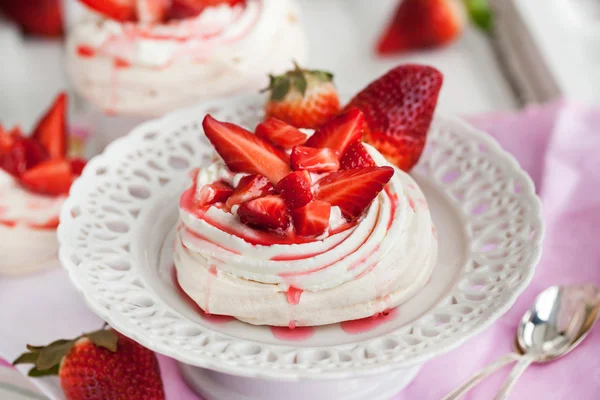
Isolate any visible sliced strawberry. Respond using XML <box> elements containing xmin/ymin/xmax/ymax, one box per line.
<box><xmin>304</xmin><ymin>108</ymin><xmax>365</xmax><ymax>155</ymax></box>
<box><xmin>19</xmin><ymin>159</ymin><xmax>76</xmax><ymax>196</ymax></box>
<box><xmin>226</xmin><ymin>175</ymin><xmax>274</xmax><ymax>209</ymax></box>
<box><xmin>0</xmin><ymin>124</ymin><xmax>15</xmax><ymax>152</ymax></box>
<box><xmin>0</xmin><ymin>142</ymin><xmax>26</xmax><ymax>177</ymax></box>
<box><xmin>237</xmin><ymin>195</ymin><xmax>290</xmax><ymax>231</ymax></box>
<box><xmin>169</xmin><ymin>0</ymin><xmax>243</xmax><ymax>18</ymax></box>
<box><xmin>137</xmin><ymin>0</ymin><xmax>169</xmax><ymax>23</ymax></box>
<box><xmin>346</xmin><ymin>65</ymin><xmax>443</xmax><ymax>171</ymax></box>
<box><xmin>32</xmin><ymin>92</ymin><xmax>67</xmax><ymax>159</ymax></box>
<box><xmin>22</xmin><ymin>138</ymin><xmax>50</xmax><ymax>169</ymax></box>
<box><xmin>290</xmin><ymin>146</ymin><xmax>340</xmax><ymax>172</ymax></box>
<box><xmin>276</xmin><ymin>170</ymin><xmax>313</xmax><ymax>210</ymax></box>
<box><xmin>340</xmin><ymin>141</ymin><xmax>375</xmax><ymax>169</ymax></box>
<box><xmin>0</xmin><ymin>135</ymin><xmax>49</xmax><ymax>177</ymax></box>
<box><xmin>376</xmin><ymin>0</ymin><xmax>464</xmax><ymax>54</ymax></box>
<box><xmin>315</xmin><ymin>167</ymin><xmax>394</xmax><ymax>220</ymax></box>
<box><xmin>255</xmin><ymin>117</ymin><xmax>307</xmax><ymax>149</ymax></box>
<box><xmin>291</xmin><ymin>200</ymin><xmax>331</xmax><ymax>237</ymax></box>
<box><xmin>196</xmin><ymin>180</ymin><xmax>233</xmax><ymax>207</ymax></box>
<box><xmin>70</xmin><ymin>158</ymin><xmax>87</xmax><ymax>176</ymax></box>
<box><xmin>202</xmin><ymin>115</ymin><xmax>291</xmax><ymax>184</ymax></box>
<box><xmin>79</xmin><ymin>0</ymin><xmax>136</xmax><ymax>21</ymax></box>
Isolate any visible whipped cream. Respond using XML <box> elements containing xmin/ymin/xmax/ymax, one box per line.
<box><xmin>174</xmin><ymin>146</ymin><xmax>438</xmax><ymax>326</ymax></box>
<box><xmin>66</xmin><ymin>0</ymin><xmax>309</xmax><ymax>116</ymax></box>
<box><xmin>0</xmin><ymin>170</ymin><xmax>64</xmax><ymax>276</ymax></box>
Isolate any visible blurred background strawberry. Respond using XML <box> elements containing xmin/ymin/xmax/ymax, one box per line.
<box><xmin>0</xmin><ymin>0</ymin><xmax>63</xmax><ymax>37</ymax></box>
<box><xmin>376</xmin><ymin>0</ymin><xmax>492</xmax><ymax>55</ymax></box>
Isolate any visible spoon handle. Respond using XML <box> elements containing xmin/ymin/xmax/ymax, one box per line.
<box><xmin>493</xmin><ymin>356</ymin><xmax>534</xmax><ymax>400</ymax></box>
<box><xmin>441</xmin><ymin>352</ymin><xmax>521</xmax><ymax>400</ymax></box>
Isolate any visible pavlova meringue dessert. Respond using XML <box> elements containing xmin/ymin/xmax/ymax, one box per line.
<box><xmin>174</xmin><ymin>64</ymin><xmax>443</xmax><ymax>326</ymax></box>
<box><xmin>66</xmin><ymin>0</ymin><xmax>308</xmax><ymax>117</ymax></box>
<box><xmin>0</xmin><ymin>94</ymin><xmax>86</xmax><ymax>276</ymax></box>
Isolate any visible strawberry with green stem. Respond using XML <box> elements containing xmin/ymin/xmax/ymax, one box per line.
<box><xmin>14</xmin><ymin>327</ymin><xmax>165</xmax><ymax>400</ymax></box>
<box><xmin>262</xmin><ymin>62</ymin><xmax>341</xmax><ymax>129</ymax></box>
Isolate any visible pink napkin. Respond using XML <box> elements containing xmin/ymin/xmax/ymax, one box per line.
<box><xmin>3</xmin><ymin>100</ymin><xmax>600</xmax><ymax>399</ymax></box>
<box><xmin>159</xmin><ymin>100</ymin><xmax>600</xmax><ymax>400</ymax></box>
<box><xmin>394</xmin><ymin>100</ymin><xmax>600</xmax><ymax>399</ymax></box>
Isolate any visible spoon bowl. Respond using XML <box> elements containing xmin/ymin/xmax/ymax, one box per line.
<box><xmin>516</xmin><ymin>284</ymin><xmax>600</xmax><ymax>363</ymax></box>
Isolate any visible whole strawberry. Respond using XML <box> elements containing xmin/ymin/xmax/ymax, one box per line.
<box><xmin>377</xmin><ymin>0</ymin><xmax>465</xmax><ymax>54</ymax></box>
<box><xmin>0</xmin><ymin>0</ymin><xmax>63</xmax><ymax>37</ymax></box>
<box><xmin>263</xmin><ymin>63</ymin><xmax>341</xmax><ymax>129</ymax></box>
<box><xmin>14</xmin><ymin>328</ymin><xmax>165</xmax><ymax>400</ymax></box>
<box><xmin>346</xmin><ymin>64</ymin><xmax>443</xmax><ymax>171</ymax></box>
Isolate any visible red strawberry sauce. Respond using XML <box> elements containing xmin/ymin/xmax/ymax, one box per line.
<box><xmin>286</xmin><ymin>286</ymin><xmax>303</xmax><ymax>305</ymax></box>
<box><xmin>340</xmin><ymin>308</ymin><xmax>398</xmax><ymax>334</ymax></box>
<box><xmin>270</xmin><ymin>325</ymin><xmax>315</xmax><ymax>341</ymax></box>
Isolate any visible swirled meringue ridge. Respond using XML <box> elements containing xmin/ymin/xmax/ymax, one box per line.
<box><xmin>174</xmin><ymin>147</ymin><xmax>438</xmax><ymax>326</ymax></box>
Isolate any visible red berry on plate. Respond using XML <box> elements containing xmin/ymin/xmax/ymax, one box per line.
<box><xmin>31</xmin><ymin>92</ymin><xmax>68</xmax><ymax>160</ymax></box>
<box><xmin>79</xmin><ymin>0</ymin><xmax>136</xmax><ymax>21</ymax></box>
<box><xmin>304</xmin><ymin>108</ymin><xmax>365</xmax><ymax>155</ymax></box>
<box><xmin>315</xmin><ymin>166</ymin><xmax>394</xmax><ymax>220</ymax></box>
<box><xmin>255</xmin><ymin>117</ymin><xmax>307</xmax><ymax>149</ymax></box>
<box><xmin>291</xmin><ymin>200</ymin><xmax>331</xmax><ymax>237</ymax></box>
<box><xmin>226</xmin><ymin>175</ymin><xmax>274</xmax><ymax>209</ymax></box>
<box><xmin>290</xmin><ymin>146</ymin><xmax>340</xmax><ymax>172</ymax></box>
<box><xmin>263</xmin><ymin>63</ymin><xmax>341</xmax><ymax>129</ymax></box>
<box><xmin>202</xmin><ymin>115</ymin><xmax>291</xmax><ymax>184</ymax></box>
<box><xmin>340</xmin><ymin>141</ymin><xmax>375</xmax><ymax>169</ymax></box>
<box><xmin>13</xmin><ymin>328</ymin><xmax>164</xmax><ymax>400</ymax></box>
<box><xmin>238</xmin><ymin>195</ymin><xmax>290</xmax><ymax>231</ymax></box>
<box><xmin>277</xmin><ymin>170</ymin><xmax>313</xmax><ymax>210</ymax></box>
<box><xmin>197</xmin><ymin>180</ymin><xmax>234</xmax><ymax>207</ymax></box>
<box><xmin>346</xmin><ymin>64</ymin><xmax>443</xmax><ymax>171</ymax></box>
<box><xmin>376</xmin><ymin>0</ymin><xmax>465</xmax><ymax>55</ymax></box>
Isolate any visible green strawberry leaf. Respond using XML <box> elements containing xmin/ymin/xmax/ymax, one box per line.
<box><xmin>86</xmin><ymin>329</ymin><xmax>118</xmax><ymax>352</ymax></box>
<box><xmin>270</xmin><ymin>76</ymin><xmax>291</xmax><ymax>102</ymax></box>
<box><xmin>293</xmin><ymin>74</ymin><xmax>307</xmax><ymax>96</ymax></box>
<box><xmin>36</xmin><ymin>340</ymin><xmax>74</xmax><ymax>370</ymax></box>
<box><xmin>13</xmin><ymin>352</ymin><xmax>40</xmax><ymax>365</ymax></box>
<box><xmin>25</xmin><ymin>345</ymin><xmax>45</xmax><ymax>353</ymax></box>
<box><xmin>464</xmin><ymin>0</ymin><xmax>493</xmax><ymax>32</ymax></box>
<box><xmin>28</xmin><ymin>364</ymin><xmax>60</xmax><ymax>378</ymax></box>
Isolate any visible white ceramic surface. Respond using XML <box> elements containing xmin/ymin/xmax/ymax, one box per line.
<box><xmin>57</xmin><ymin>95</ymin><xmax>543</xmax><ymax>388</ymax></box>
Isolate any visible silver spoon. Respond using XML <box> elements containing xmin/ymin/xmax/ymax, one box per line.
<box><xmin>442</xmin><ymin>284</ymin><xmax>600</xmax><ymax>400</ymax></box>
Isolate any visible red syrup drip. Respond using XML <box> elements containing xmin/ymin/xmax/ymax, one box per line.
<box><xmin>114</xmin><ymin>57</ymin><xmax>131</xmax><ymax>69</ymax></box>
<box><xmin>340</xmin><ymin>308</ymin><xmax>398</xmax><ymax>335</ymax></box>
<box><xmin>0</xmin><ymin>216</ymin><xmax>59</xmax><ymax>230</ymax></box>
<box><xmin>270</xmin><ymin>325</ymin><xmax>315</xmax><ymax>342</ymax></box>
<box><xmin>0</xmin><ymin>220</ymin><xmax>17</xmax><ymax>228</ymax></box>
<box><xmin>171</xmin><ymin>267</ymin><xmax>234</xmax><ymax>324</ymax></box>
<box><xmin>285</xmin><ymin>287</ymin><xmax>303</xmax><ymax>305</ymax></box>
<box><xmin>384</xmin><ymin>185</ymin><xmax>398</xmax><ymax>231</ymax></box>
<box><xmin>77</xmin><ymin>45</ymin><xmax>96</xmax><ymax>58</ymax></box>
